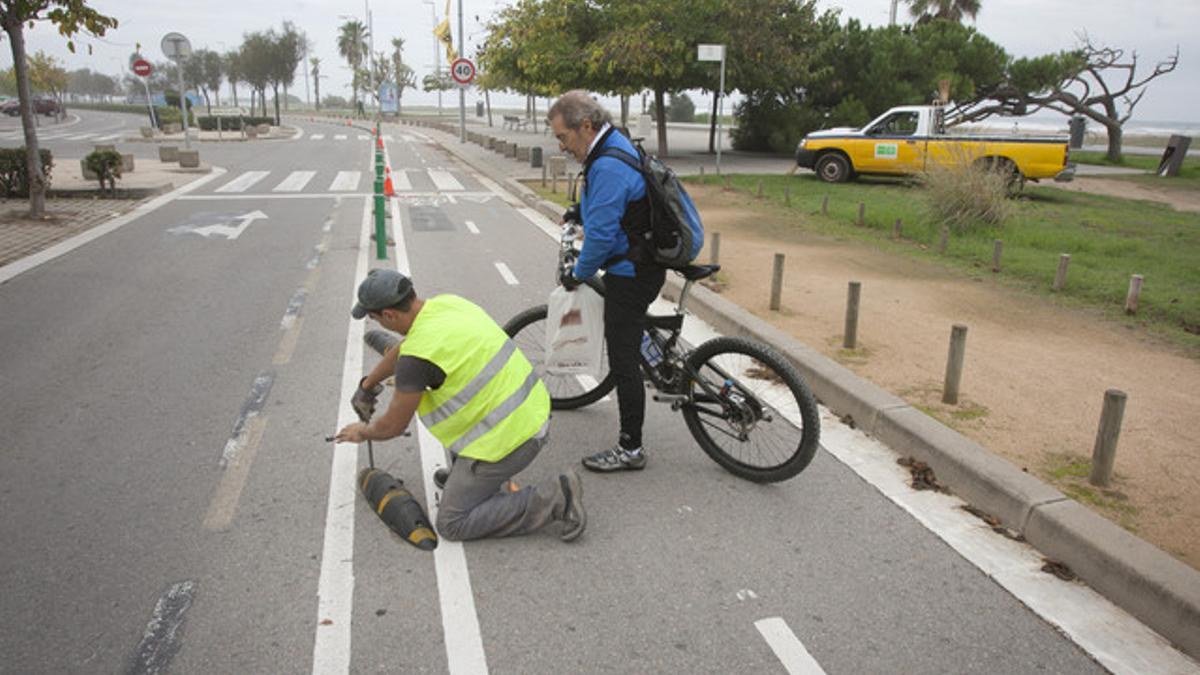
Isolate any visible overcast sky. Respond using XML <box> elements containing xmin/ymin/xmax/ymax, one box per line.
<box><xmin>4</xmin><ymin>0</ymin><xmax>1196</xmax><ymax>123</ymax></box>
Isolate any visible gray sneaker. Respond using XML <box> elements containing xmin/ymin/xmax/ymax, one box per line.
<box><xmin>582</xmin><ymin>446</ymin><xmax>646</xmax><ymax>473</ymax></box>
<box><xmin>557</xmin><ymin>471</ymin><xmax>586</xmax><ymax>542</ymax></box>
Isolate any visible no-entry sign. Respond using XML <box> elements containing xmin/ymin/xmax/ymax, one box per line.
<box><xmin>132</xmin><ymin>59</ymin><xmax>152</xmax><ymax>77</ymax></box>
<box><xmin>450</xmin><ymin>58</ymin><xmax>476</xmax><ymax>87</ymax></box>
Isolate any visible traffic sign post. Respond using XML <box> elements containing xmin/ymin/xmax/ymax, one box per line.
<box><xmin>698</xmin><ymin>44</ymin><xmax>726</xmax><ymax>174</ymax></box>
<box><xmin>161</xmin><ymin>32</ymin><xmax>194</xmax><ymax>149</ymax></box>
<box><xmin>130</xmin><ymin>57</ymin><xmax>157</xmax><ymax>129</ymax></box>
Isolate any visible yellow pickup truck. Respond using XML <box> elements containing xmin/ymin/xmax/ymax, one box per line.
<box><xmin>794</xmin><ymin>105</ymin><xmax>1074</xmax><ymax>189</ymax></box>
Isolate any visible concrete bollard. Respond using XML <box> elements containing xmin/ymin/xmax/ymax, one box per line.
<box><xmin>844</xmin><ymin>281</ymin><xmax>862</xmax><ymax>350</ymax></box>
<box><xmin>942</xmin><ymin>324</ymin><xmax>968</xmax><ymax>405</ymax></box>
<box><xmin>177</xmin><ymin>149</ymin><xmax>200</xmax><ymax>168</ymax></box>
<box><xmin>121</xmin><ymin>154</ymin><xmax>134</xmax><ymax>172</ymax></box>
<box><xmin>79</xmin><ymin>159</ymin><xmax>98</xmax><ymax>181</ymax></box>
<box><xmin>140</xmin><ymin>126</ymin><xmax>155</xmax><ymax>139</ymax></box>
<box><xmin>992</xmin><ymin>240</ymin><xmax>1003</xmax><ymax>273</ymax></box>
<box><xmin>769</xmin><ymin>253</ymin><xmax>785</xmax><ymax>311</ymax></box>
<box><xmin>1053</xmin><ymin>253</ymin><xmax>1071</xmax><ymax>291</ymax></box>
<box><xmin>159</xmin><ymin>146</ymin><xmax>179</xmax><ymax>162</ymax></box>
<box><xmin>857</xmin><ymin>202</ymin><xmax>865</xmax><ymax>226</ymax></box>
<box><xmin>821</xmin><ymin>195</ymin><xmax>829</xmax><ymax>215</ymax></box>
<box><xmin>517</xmin><ymin>145</ymin><xmax>531</xmax><ymax>162</ymax></box>
<box><xmin>1124</xmin><ymin>274</ymin><xmax>1144</xmax><ymax>314</ymax></box>
<box><xmin>508</xmin><ymin>144</ymin><xmax>519</xmax><ymax>159</ymax></box>
<box><xmin>710</xmin><ymin>232</ymin><xmax>721</xmax><ymax>266</ymax></box>
<box><xmin>93</xmin><ymin>144</ymin><xmax>116</xmax><ymax>154</ymax></box>
<box><xmin>1088</xmin><ymin>389</ymin><xmax>1127</xmax><ymax>487</ymax></box>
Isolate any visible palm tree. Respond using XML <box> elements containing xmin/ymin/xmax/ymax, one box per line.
<box><xmin>336</xmin><ymin>20</ymin><xmax>369</xmax><ymax>111</ymax></box>
<box><xmin>907</xmin><ymin>0</ymin><xmax>981</xmax><ymax>23</ymax></box>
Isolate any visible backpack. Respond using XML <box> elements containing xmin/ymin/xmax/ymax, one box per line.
<box><xmin>593</xmin><ymin>142</ymin><xmax>704</xmax><ymax>269</ymax></box>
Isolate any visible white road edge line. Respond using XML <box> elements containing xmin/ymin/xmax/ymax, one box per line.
<box><xmin>755</xmin><ymin>617</ymin><xmax>827</xmax><ymax>675</ymax></box>
<box><xmin>310</xmin><ymin>197</ymin><xmax>370</xmax><ymax>675</ymax></box>
<box><xmin>0</xmin><ymin>167</ymin><xmax>228</xmax><ymax>285</ymax></box>
<box><xmin>384</xmin><ymin>139</ymin><xmax>489</xmax><ymax>675</ymax></box>
<box><xmin>464</xmin><ymin>220</ymin><xmax>479</xmax><ymax>234</ymax></box>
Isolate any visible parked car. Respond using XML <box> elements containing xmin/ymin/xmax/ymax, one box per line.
<box><xmin>1</xmin><ymin>97</ymin><xmax>61</xmax><ymax>117</ymax></box>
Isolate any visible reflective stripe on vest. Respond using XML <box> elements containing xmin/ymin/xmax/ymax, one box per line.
<box><xmin>399</xmin><ymin>295</ymin><xmax>549</xmax><ymax>462</ymax></box>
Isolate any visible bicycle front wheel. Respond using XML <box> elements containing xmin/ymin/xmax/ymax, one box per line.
<box><xmin>682</xmin><ymin>337</ymin><xmax>820</xmax><ymax>483</ymax></box>
<box><xmin>502</xmin><ymin>305</ymin><xmax>615</xmax><ymax>410</ymax></box>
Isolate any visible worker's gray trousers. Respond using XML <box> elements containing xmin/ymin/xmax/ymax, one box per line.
<box><xmin>436</xmin><ymin>424</ymin><xmax>563</xmax><ymax>541</ymax></box>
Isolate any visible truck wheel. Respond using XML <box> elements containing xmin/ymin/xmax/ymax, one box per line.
<box><xmin>980</xmin><ymin>157</ymin><xmax>1025</xmax><ymax>196</ymax></box>
<box><xmin>815</xmin><ymin>154</ymin><xmax>852</xmax><ymax>183</ymax></box>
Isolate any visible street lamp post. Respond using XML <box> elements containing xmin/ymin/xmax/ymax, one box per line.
<box><xmin>457</xmin><ymin>0</ymin><xmax>465</xmax><ymax>142</ymax></box>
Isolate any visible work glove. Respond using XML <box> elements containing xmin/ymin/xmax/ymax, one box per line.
<box><xmin>559</xmin><ymin>267</ymin><xmax>582</xmax><ymax>291</ymax></box>
<box><xmin>352</xmin><ymin>376</ymin><xmax>384</xmax><ymax>421</ymax></box>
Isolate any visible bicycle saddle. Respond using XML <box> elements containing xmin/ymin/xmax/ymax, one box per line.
<box><xmin>677</xmin><ymin>264</ymin><xmax>721</xmax><ymax>281</ymax></box>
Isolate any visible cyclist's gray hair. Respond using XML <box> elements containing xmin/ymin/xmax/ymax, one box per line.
<box><xmin>549</xmin><ymin>90</ymin><xmax>611</xmax><ymax>130</ymax></box>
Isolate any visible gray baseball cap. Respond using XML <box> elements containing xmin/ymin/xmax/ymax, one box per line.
<box><xmin>351</xmin><ymin>269</ymin><xmax>415</xmax><ymax>319</ymax></box>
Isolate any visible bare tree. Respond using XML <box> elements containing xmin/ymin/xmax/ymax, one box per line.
<box><xmin>957</xmin><ymin>35</ymin><xmax>1179</xmax><ymax>161</ymax></box>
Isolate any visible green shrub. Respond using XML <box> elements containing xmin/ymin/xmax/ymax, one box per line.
<box><xmin>0</xmin><ymin>147</ymin><xmax>54</xmax><ymax>197</ymax></box>
<box><xmin>666</xmin><ymin>94</ymin><xmax>695</xmax><ymax>123</ymax></box>
<box><xmin>195</xmin><ymin>116</ymin><xmax>274</xmax><ymax>131</ymax></box>
<box><xmin>83</xmin><ymin>149</ymin><xmax>122</xmax><ymax>193</ymax></box>
<box><xmin>920</xmin><ymin>155</ymin><xmax>1013</xmax><ymax>232</ymax></box>
<box><xmin>732</xmin><ymin>94</ymin><xmax>872</xmax><ymax>155</ymax></box>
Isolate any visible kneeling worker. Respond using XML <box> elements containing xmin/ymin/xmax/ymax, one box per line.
<box><xmin>335</xmin><ymin>269</ymin><xmax>586</xmax><ymax>542</ymax></box>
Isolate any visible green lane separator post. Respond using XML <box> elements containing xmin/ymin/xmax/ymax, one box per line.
<box><xmin>374</xmin><ymin>178</ymin><xmax>386</xmax><ymax>260</ymax></box>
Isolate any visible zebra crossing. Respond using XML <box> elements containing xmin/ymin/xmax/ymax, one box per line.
<box><xmin>197</xmin><ymin>167</ymin><xmax>479</xmax><ymax>195</ymax></box>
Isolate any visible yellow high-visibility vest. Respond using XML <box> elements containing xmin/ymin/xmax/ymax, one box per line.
<box><xmin>399</xmin><ymin>295</ymin><xmax>549</xmax><ymax>461</ymax></box>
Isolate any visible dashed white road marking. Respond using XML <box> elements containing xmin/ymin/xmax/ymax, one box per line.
<box><xmin>311</xmin><ymin>133</ymin><xmax>326</xmax><ymax>140</ymax></box>
<box><xmin>494</xmin><ymin>261</ymin><xmax>519</xmax><ymax>285</ymax></box>
<box><xmin>755</xmin><ymin>618</ymin><xmax>827</xmax><ymax>675</ymax></box>
<box><xmin>464</xmin><ymin>220</ymin><xmax>479</xmax><ymax>234</ymax></box>
<box><xmin>427</xmin><ymin>169</ymin><xmax>463</xmax><ymax>191</ymax></box>
<box><xmin>334</xmin><ymin>134</ymin><xmax>347</xmax><ymax>140</ymax></box>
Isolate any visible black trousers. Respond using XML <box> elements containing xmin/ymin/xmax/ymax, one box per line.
<box><xmin>603</xmin><ymin>265</ymin><xmax>667</xmax><ymax>450</ymax></box>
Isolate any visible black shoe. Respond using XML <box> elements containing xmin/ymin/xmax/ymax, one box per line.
<box><xmin>433</xmin><ymin>467</ymin><xmax>449</xmax><ymax>490</ymax></box>
<box><xmin>557</xmin><ymin>471</ymin><xmax>586</xmax><ymax>542</ymax></box>
<box><xmin>582</xmin><ymin>446</ymin><xmax>646</xmax><ymax>473</ymax></box>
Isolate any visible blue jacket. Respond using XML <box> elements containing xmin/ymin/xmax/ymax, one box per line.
<box><xmin>573</xmin><ymin>129</ymin><xmax>646</xmax><ymax>279</ymax></box>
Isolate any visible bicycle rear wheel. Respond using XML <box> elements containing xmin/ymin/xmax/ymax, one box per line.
<box><xmin>681</xmin><ymin>336</ymin><xmax>820</xmax><ymax>483</ymax></box>
<box><xmin>502</xmin><ymin>305</ymin><xmax>615</xmax><ymax>410</ymax></box>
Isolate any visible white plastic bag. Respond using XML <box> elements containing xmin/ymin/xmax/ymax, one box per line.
<box><xmin>544</xmin><ymin>285</ymin><xmax>604</xmax><ymax>375</ymax></box>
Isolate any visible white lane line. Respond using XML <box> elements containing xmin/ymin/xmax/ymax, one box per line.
<box><xmin>65</xmin><ymin>132</ymin><xmax>97</xmax><ymax>140</ymax></box>
<box><xmin>357</xmin><ymin>134</ymin><xmax>370</xmax><ymax>140</ymax></box>
<box><xmin>94</xmin><ymin>133</ymin><xmax>123</xmax><ymax>141</ymax></box>
<box><xmin>0</xmin><ymin>167</ymin><xmax>227</xmax><ymax>285</ymax></box>
<box><xmin>427</xmin><ymin>169</ymin><xmax>463</xmax><ymax>191</ymax></box>
<box><xmin>215</xmin><ymin>170</ymin><xmax>270</xmax><ymax>193</ymax></box>
<box><xmin>494</xmin><ymin>262</ymin><xmax>519</xmax><ymax>285</ymax></box>
<box><xmin>311</xmin><ymin>198</ymin><xmax>370</xmax><ymax>675</ymax></box>
<box><xmin>383</xmin><ymin>134</ymin><xmax>394</xmax><ymax>141</ymax></box>
<box><xmin>329</xmin><ymin>171</ymin><xmax>361</xmax><ymax>192</ymax></box>
<box><xmin>755</xmin><ymin>618</ymin><xmax>827</xmax><ymax>675</ymax></box>
<box><xmin>274</xmin><ymin>170</ymin><xmax>317</xmax><ymax>192</ymax></box>
<box><xmin>516</xmin><ymin>207</ymin><xmax>560</xmax><ymax>240</ymax></box>
<box><xmin>464</xmin><ymin>220</ymin><xmax>479</xmax><ymax>234</ymax></box>
<box><xmin>334</xmin><ymin>134</ymin><xmax>348</xmax><ymax>140</ymax></box>
<box><xmin>382</xmin><ymin>139</ymin><xmax>488</xmax><ymax>675</ymax></box>
<box><xmin>311</xmin><ymin>133</ymin><xmax>326</xmax><ymax>140</ymax></box>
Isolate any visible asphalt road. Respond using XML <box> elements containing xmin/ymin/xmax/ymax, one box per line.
<box><xmin>0</xmin><ymin>111</ymin><xmax>1169</xmax><ymax>674</ymax></box>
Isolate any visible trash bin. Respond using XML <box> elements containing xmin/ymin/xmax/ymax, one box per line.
<box><xmin>530</xmin><ymin>146</ymin><xmax>543</xmax><ymax>168</ymax></box>
<box><xmin>476</xmin><ymin>101</ymin><xmax>484</xmax><ymax>117</ymax></box>
<box><xmin>1069</xmin><ymin>115</ymin><xmax>1087</xmax><ymax>149</ymax></box>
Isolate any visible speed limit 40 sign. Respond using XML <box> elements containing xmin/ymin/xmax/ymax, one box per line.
<box><xmin>450</xmin><ymin>58</ymin><xmax>476</xmax><ymax>87</ymax></box>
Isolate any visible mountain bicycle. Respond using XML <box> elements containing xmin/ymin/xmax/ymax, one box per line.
<box><xmin>502</xmin><ymin>220</ymin><xmax>820</xmax><ymax>483</ymax></box>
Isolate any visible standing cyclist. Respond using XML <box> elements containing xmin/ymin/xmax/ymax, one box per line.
<box><xmin>549</xmin><ymin>90</ymin><xmax>665</xmax><ymax>473</ymax></box>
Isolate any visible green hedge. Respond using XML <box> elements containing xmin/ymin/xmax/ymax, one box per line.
<box><xmin>0</xmin><ymin>147</ymin><xmax>54</xmax><ymax>198</ymax></box>
<box><xmin>68</xmin><ymin>102</ymin><xmax>193</xmax><ymax>129</ymax></box>
<box><xmin>195</xmin><ymin>116</ymin><xmax>274</xmax><ymax>131</ymax></box>
<box><xmin>83</xmin><ymin>149</ymin><xmax>122</xmax><ymax>192</ymax></box>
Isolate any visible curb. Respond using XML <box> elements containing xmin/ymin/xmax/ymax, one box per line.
<box><xmin>410</xmin><ymin>120</ymin><xmax>1200</xmax><ymax>659</ymax></box>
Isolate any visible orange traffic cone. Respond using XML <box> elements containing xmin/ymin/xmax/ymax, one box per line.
<box><xmin>384</xmin><ymin>167</ymin><xmax>395</xmax><ymax>197</ymax></box>
<box><xmin>376</xmin><ymin>134</ymin><xmax>384</xmax><ymax>150</ymax></box>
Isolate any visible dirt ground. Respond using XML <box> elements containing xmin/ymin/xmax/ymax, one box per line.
<box><xmin>1053</xmin><ymin>176</ymin><xmax>1200</xmax><ymax>213</ymax></box>
<box><xmin>688</xmin><ymin>183</ymin><xmax>1200</xmax><ymax>569</ymax></box>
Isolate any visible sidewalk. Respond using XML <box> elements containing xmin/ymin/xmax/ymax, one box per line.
<box><xmin>394</xmin><ymin>118</ymin><xmax>1200</xmax><ymax>662</ymax></box>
